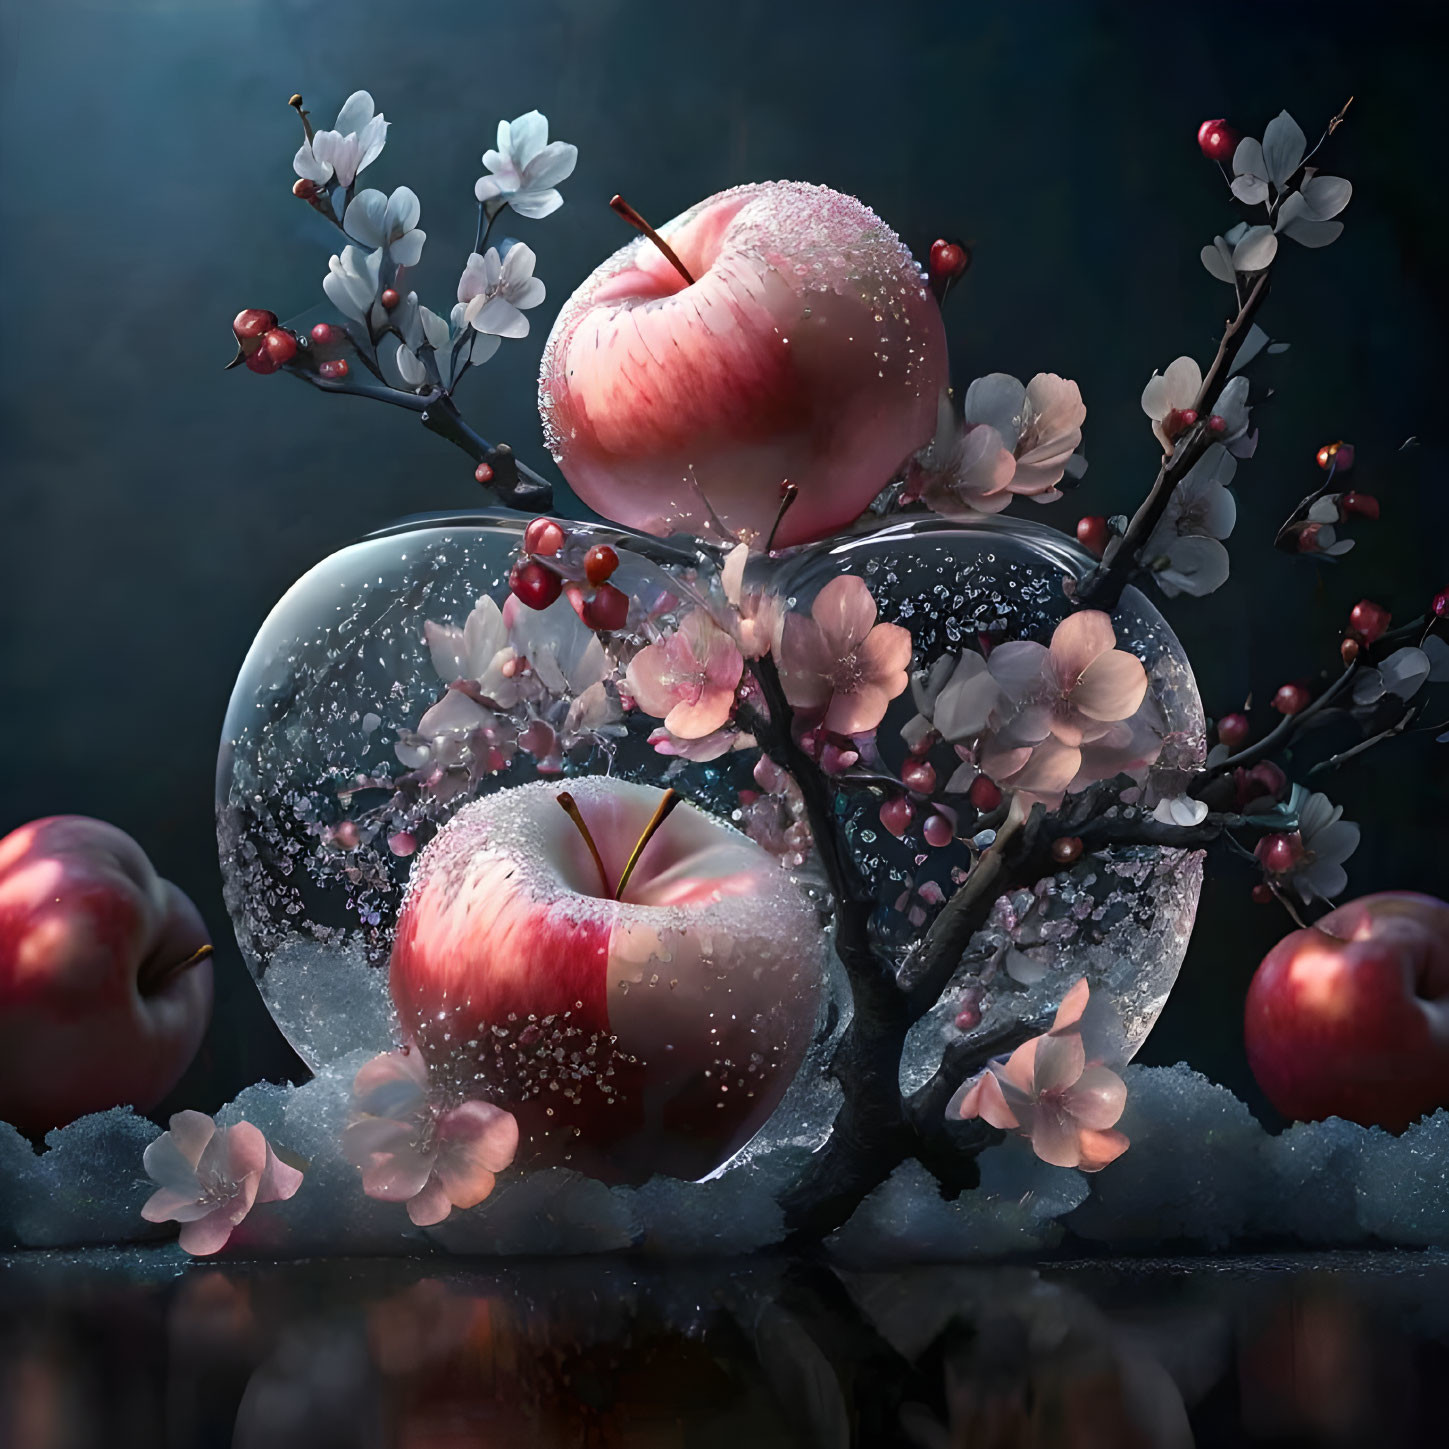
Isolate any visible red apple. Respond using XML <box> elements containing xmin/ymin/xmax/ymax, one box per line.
<box><xmin>0</xmin><ymin>816</ymin><xmax>214</xmax><ymax>1134</ymax></box>
<box><xmin>538</xmin><ymin>181</ymin><xmax>948</xmax><ymax>549</ymax></box>
<box><xmin>1245</xmin><ymin>891</ymin><xmax>1449</xmax><ymax>1130</ymax></box>
<box><xmin>389</xmin><ymin>777</ymin><xmax>821</xmax><ymax>1182</ymax></box>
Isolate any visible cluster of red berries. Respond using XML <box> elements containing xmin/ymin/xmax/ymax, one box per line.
<box><xmin>509</xmin><ymin>519</ymin><xmax>628</xmax><ymax>632</ymax></box>
<box><xmin>879</xmin><ymin>731</ymin><xmax>1004</xmax><ymax>848</ymax></box>
<box><xmin>232</xmin><ymin>309</ymin><xmax>299</xmax><ymax>375</ymax></box>
<box><xmin>1341</xmin><ymin>598</ymin><xmax>1391</xmax><ymax>664</ymax></box>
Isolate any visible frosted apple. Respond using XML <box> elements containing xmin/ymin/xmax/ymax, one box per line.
<box><xmin>0</xmin><ymin>816</ymin><xmax>214</xmax><ymax>1134</ymax></box>
<box><xmin>1245</xmin><ymin>891</ymin><xmax>1449</xmax><ymax>1130</ymax></box>
<box><xmin>539</xmin><ymin>181</ymin><xmax>948</xmax><ymax>549</ymax></box>
<box><xmin>389</xmin><ymin>777</ymin><xmax>822</xmax><ymax>1182</ymax></box>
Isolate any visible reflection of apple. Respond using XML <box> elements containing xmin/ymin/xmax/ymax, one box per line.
<box><xmin>0</xmin><ymin>816</ymin><xmax>214</xmax><ymax>1134</ymax></box>
<box><xmin>539</xmin><ymin>180</ymin><xmax>947</xmax><ymax>549</ymax></box>
<box><xmin>389</xmin><ymin>777</ymin><xmax>821</xmax><ymax>1182</ymax></box>
<box><xmin>1245</xmin><ymin>891</ymin><xmax>1449</xmax><ymax>1130</ymax></box>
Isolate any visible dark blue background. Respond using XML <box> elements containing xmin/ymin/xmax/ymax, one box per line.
<box><xmin>2</xmin><ymin>0</ymin><xmax>1445</xmax><ymax>1119</ymax></box>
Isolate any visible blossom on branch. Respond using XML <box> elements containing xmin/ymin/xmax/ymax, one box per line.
<box><xmin>323</xmin><ymin>244</ymin><xmax>382</xmax><ymax>324</ymax></box>
<box><xmin>977</xmin><ymin>611</ymin><xmax>1149</xmax><ymax>809</ymax></box>
<box><xmin>1143</xmin><ymin>443</ymin><xmax>1237</xmax><ymax>598</ymax></box>
<box><xmin>141</xmin><ymin>1111</ymin><xmax>303</xmax><ymax>1256</ymax></box>
<box><xmin>474</xmin><ymin>110</ymin><xmax>578</xmax><ymax>219</ymax></box>
<box><xmin>949</xmin><ymin>978</ymin><xmax>1129</xmax><ymax>1172</ymax></box>
<box><xmin>777</xmin><ymin>574</ymin><xmax>912</xmax><ymax>734</ymax></box>
<box><xmin>343</xmin><ymin>1047</ymin><xmax>519</xmax><ymax>1228</ymax></box>
<box><xmin>912</xmin><ymin>374</ymin><xmax>1085</xmax><ymax>518</ymax></box>
<box><xmin>294</xmin><ymin>91</ymin><xmax>389</xmax><ymax>189</ymax></box>
<box><xmin>343</xmin><ymin>185</ymin><xmax>426</xmax><ymax>268</ymax></box>
<box><xmin>627</xmin><ymin>610</ymin><xmax>744</xmax><ymax>740</ymax></box>
<box><xmin>458</xmin><ymin>245</ymin><xmax>546</xmax><ymax>340</ymax></box>
<box><xmin>1230</xmin><ymin>112</ymin><xmax>1352</xmax><ymax>249</ymax></box>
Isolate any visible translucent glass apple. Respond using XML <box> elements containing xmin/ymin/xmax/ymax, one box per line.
<box><xmin>217</xmin><ymin>509</ymin><xmax>1204</xmax><ymax>1187</ymax></box>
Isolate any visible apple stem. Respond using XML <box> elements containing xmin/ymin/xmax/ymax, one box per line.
<box><xmin>609</xmin><ymin>195</ymin><xmax>695</xmax><ymax>287</ymax></box>
<box><xmin>138</xmin><ymin>942</ymin><xmax>214</xmax><ymax>998</ymax></box>
<box><xmin>765</xmin><ymin>481</ymin><xmax>799</xmax><ymax>553</ymax></box>
<box><xmin>556</xmin><ymin>792</ymin><xmax>614</xmax><ymax>898</ymax></box>
<box><xmin>614</xmin><ymin>788</ymin><xmax>682</xmax><ymax>902</ymax></box>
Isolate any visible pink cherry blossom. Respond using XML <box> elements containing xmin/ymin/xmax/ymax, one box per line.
<box><xmin>777</xmin><ymin>574</ymin><xmax>913</xmax><ymax>734</ymax></box>
<box><xmin>911</xmin><ymin>374</ymin><xmax>1086</xmax><ymax>519</ymax></box>
<box><xmin>626</xmin><ymin>610</ymin><xmax>744</xmax><ymax>740</ymax></box>
<box><xmin>141</xmin><ymin>1110</ymin><xmax>303</xmax><ymax>1256</ymax></box>
<box><xmin>978</xmin><ymin>611</ymin><xmax>1149</xmax><ymax>809</ymax></box>
<box><xmin>647</xmin><ymin>724</ymin><xmax>750</xmax><ymax>761</ymax></box>
<box><xmin>950</xmin><ymin>978</ymin><xmax>1129</xmax><ymax>1172</ymax></box>
<box><xmin>342</xmin><ymin>1047</ymin><xmax>519</xmax><ymax>1228</ymax></box>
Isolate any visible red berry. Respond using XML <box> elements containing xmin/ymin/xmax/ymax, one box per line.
<box><xmin>968</xmin><ymin>776</ymin><xmax>1003</xmax><ymax>813</ymax></box>
<box><xmin>1236</xmin><ymin>760</ymin><xmax>1288</xmax><ymax>810</ymax></box>
<box><xmin>1217</xmin><ymin>712</ymin><xmax>1250</xmax><ymax>749</ymax></box>
<box><xmin>318</xmin><ymin>358</ymin><xmax>349</xmax><ymax>380</ymax></box>
<box><xmin>583</xmin><ymin>582</ymin><xmax>629</xmax><ymax>632</ymax></box>
<box><xmin>1333</xmin><ymin>443</ymin><xmax>1355</xmax><ymax>472</ymax></box>
<box><xmin>880</xmin><ymin>796</ymin><xmax>914</xmax><ymax>838</ymax></box>
<box><xmin>233</xmin><ymin>308</ymin><xmax>278</xmax><ymax>340</ymax></box>
<box><xmin>1340</xmin><ymin>637</ymin><xmax>1360</xmax><ymax>665</ymax></box>
<box><xmin>310</xmin><ymin>323</ymin><xmax>340</xmax><ymax>345</ymax></box>
<box><xmin>901</xmin><ymin>758</ymin><xmax>937</xmax><ymax>795</ymax></box>
<box><xmin>1051</xmin><ymin>835</ymin><xmax>1084</xmax><ymax>866</ymax></box>
<box><xmin>293</xmin><ymin>178</ymin><xmax>319</xmax><ymax>200</ymax></box>
<box><xmin>1348</xmin><ymin>599</ymin><xmax>1391</xmax><ymax>645</ymax></box>
<box><xmin>509</xmin><ymin>559</ymin><xmax>562</xmax><ymax>611</ymax></box>
<box><xmin>1206</xmin><ymin>414</ymin><xmax>1227</xmax><ymax>435</ymax></box>
<box><xmin>584</xmin><ymin>544</ymin><xmax>620</xmax><ymax>586</ymax></box>
<box><xmin>474</xmin><ymin>462</ymin><xmax>495</xmax><ymax>485</ymax></box>
<box><xmin>1433</xmin><ymin>588</ymin><xmax>1449</xmax><ymax>619</ymax></box>
<box><xmin>907</xmin><ymin>730</ymin><xmax>937</xmax><ymax>757</ymax></box>
<box><xmin>1272</xmin><ymin>683</ymin><xmax>1310</xmax><ymax>715</ymax></box>
<box><xmin>1197</xmin><ymin>118</ymin><xmax>1237</xmax><ymax>162</ymax></box>
<box><xmin>262</xmin><ymin>328</ymin><xmax>298</xmax><ymax>365</ymax></box>
<box><xmin>928</xmin><ymin>239</ymin><xmax>970</xmax><ymax>283</ymax></box>
<box><xmin>922</xmin><ymin>812</ymin><xmax>954</xmax><ymax>849</ymax></box>
<box><xmin>244</xmin><ymin>347</ymin><xmax>281</xmax><ymax>374</ymax></box>
<box><xmin>1162</xmin><ymin>407</ymin><xmax>1199</xmax><ymax>441</ymax></box>
<box><xmin>1340</xmin><ymin>491</ymin><xmax>1379</xmax><ymax>520</ymax></box>
<box><xmin>1251</xmin><ymin>883</ymin><xmax>1274</xmax><ymax>905</ymax></box>
<box><xmin>380</xmin><ymin>288</ymin><xmax>399</xmax><ymax>311</ymax></box>
<box><xmin>1076</xmin><ymin>515</ymin><xmax>1109</xmax><ymax>558</ymax></box>
<box><xmin>523</xmin><ymin>517</ymin><xmax>566</xmax><ymax>556</ymax></box>
<box><xmin>1256</xmin><ymin>832</ymin><xmax>1304</xmax><ymax>876</ymax></box>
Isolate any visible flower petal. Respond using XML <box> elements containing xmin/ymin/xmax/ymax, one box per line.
<box><xmin>1032</xmin><ymin>1031</ymin><xmax>1086</xmax><ymax>1096</ymax></box>
<box><xmin>1064</xmin><ymin>1064</ymin><xmax>1128</xmax><ymax>1130</ymax></box>
<box><xmin>1050</xmin><ymin>610</ymin><xmax>1117</xmax><ymax>685</ymax></box>
<box><xmin>1072</xmin><ymin>648</ymin><xmax>1148</xmax><ymax>723</ymax></box>
<box><xmin>405</xmin><ymin>1175</ymin><xmax>456</xmax><ymax>1227</ymax></box>
<box><xmin>1028</xmin><ymin>1106</ymin><xmax>1085</xmax><ymax>1169</ymax></box>
<box><xmin>1075</xmin><ymin>1127</ymin><xmax>1130</xmax><ymax>1172</ymax></box>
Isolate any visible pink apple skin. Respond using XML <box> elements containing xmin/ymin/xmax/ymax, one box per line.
<box><xmin>389</xmin><ymin>777</ymin><xmax>822</xmax><ymax>1183</ymax></box>
<box><xmin>539</xmin><ymin>180</ymin><xmax>948</xmax><ymax>550</ymax></box>
<box><xmin>1245</xmin><ymin>892</ymin><xmax>1449</xmax><ymax>1130</ymax></box>
<box><xmin>0</xmin><ymin>816</ymin><xmax>214</xmax><ymax>1135</ymax></box>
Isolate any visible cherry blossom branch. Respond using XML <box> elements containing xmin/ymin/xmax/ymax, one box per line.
<box><xmin>1193</xmin><ymin>658</ymin><xmax>1360</xmax><ymax>786</ymax></box>
<box><xmin>284</xmin><ymin>367</ymin><xmax>553</xmax><ymax>510</ymax></box>
<box><xmin>1076</xmin><ymin>273</ymin><xmax>1271</xmax><ymax>612</ymax></box>
<box><xmin>1308</xmin><ymin>703</ymin><xmax>1420</xmax><ymax>778</ymax></box>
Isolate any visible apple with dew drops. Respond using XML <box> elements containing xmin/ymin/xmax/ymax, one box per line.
<box><xmin>538</xmin><ymin>180</ymin><xmax>948</xmax><ymax>550</ymax></box>
<box><xmin>388</xmin><ymin>777</ymin><xmax>823</xmax><ymax>1182</ymax></box>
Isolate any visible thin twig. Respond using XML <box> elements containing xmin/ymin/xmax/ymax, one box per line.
<box><xmin>1308</xmin><ymin>704</ymin><xmax>1420</xmax><ymax>777</ymax></box>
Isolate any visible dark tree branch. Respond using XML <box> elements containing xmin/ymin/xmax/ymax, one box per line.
<box><xmin>1076</xmin><ymin>272</ymin><xmax>1271</xmax><ymax>612</ymax></box>
<box><xmin>282</xmin><ymin>366</ymin><xmax>553</xmax><ymax>511</ymax></box>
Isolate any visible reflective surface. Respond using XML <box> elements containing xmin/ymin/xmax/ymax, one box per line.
<box><xmin>3</xmin><ymin>1250</ymin><xmax>1445</xmax><ymax>1448</ymax></box>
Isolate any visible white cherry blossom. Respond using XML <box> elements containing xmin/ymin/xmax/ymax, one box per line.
<box><xmin>457</xmin><ymin>245</ymin><xmax>546</xmax><ymax>340</ymax></box>
<box><xmin>294</xmin><ymin>91</ymin><xmax>389</xmax><ymax>189</ymax></box>
<box><xmin>1145</xmin><ymin>444</ymin><xmax>1237</xmax><ymax>598</ymax></box>
<box><xmin>343</xmin><ymin>185</ymin><xmax>426</xmax><ymax>268</ymax></box>
<box><xmin>474</xmin><ymin>111</ymin><xmax>578</xmax><ymax>219</ymax></box>
<box><xmin>323</xmin><ymin>244</ymin><xmax>382</xmax><ymax>323</ymax></box>
<box><xmin>1282</xmin><ymin>792</ymin><xmax>1360</xmax><ymax>904</ymax></box>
